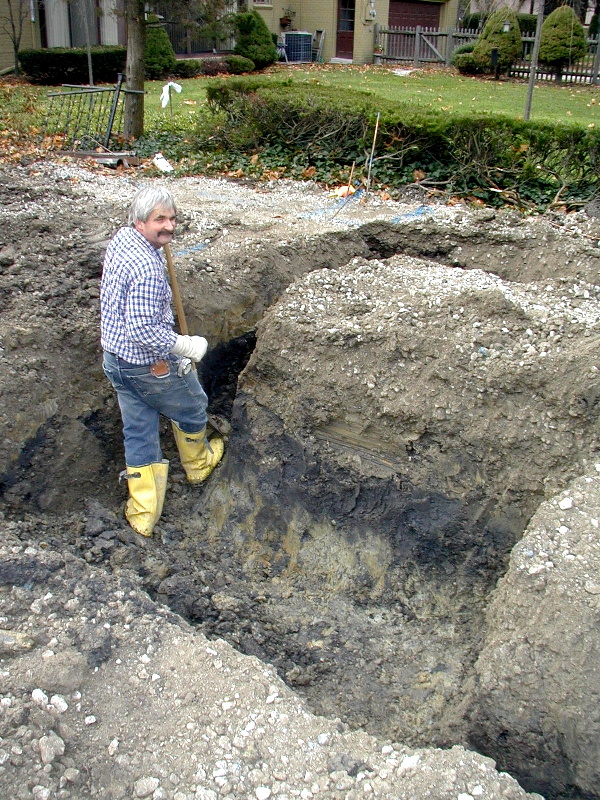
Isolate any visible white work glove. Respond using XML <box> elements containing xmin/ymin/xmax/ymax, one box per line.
<box><xmin>171</xmin><ymin>335</ymin><xmax>208</xmax><ymax>362</ymax></box>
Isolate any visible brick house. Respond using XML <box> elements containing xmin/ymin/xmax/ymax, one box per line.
<box><xmin>0</xmin><ymin>0</ymin><xmax>41</xmax><ymax>71</ymax></box>
<box><xmin>0</xmin><ymin>0</ymin><xmax>125</xmax><ymax>73</ymax></box>
<box><xmin>250</xmin><ymin>0</ymin><xmax>460</xmax><ymax>64</ymax></box>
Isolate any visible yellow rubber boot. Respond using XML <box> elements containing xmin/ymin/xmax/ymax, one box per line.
<box><xmin>152</xmin><ymin>459</ymin><xmax>169</xmax><ymax>524</ymax></box>
<box><xmin>171</xmin><ymin>422</ymin><xmax>224</xmax><ymax>484</ymax></box>
<box><xmin>124</xmin><ymin>461</ymin><xmax>168</xmax><ymax>537</ymax></box>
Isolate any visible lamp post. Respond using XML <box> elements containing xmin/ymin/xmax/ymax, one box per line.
<box><xmin>524</xmin><ymin>3</ymin><xmax>545</xmax><ymax>120</ymax></box>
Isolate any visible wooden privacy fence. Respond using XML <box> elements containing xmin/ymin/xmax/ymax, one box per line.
<box><xmin>375</xmin><ymin>25</ymin><xmax>478</xmax><ymax>67</ymax></box>
<box><xmin>375</xmin><ymin>24</ymin><xmax>600</xmax><ymax>84</ymax></box>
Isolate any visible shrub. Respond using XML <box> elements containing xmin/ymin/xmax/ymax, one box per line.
<box><xmin>18</xmin><ymin>46</ymin><xmax>126</xmax><ymax>85</ymax></box>
<box><xmin>516</xmin><ymin>14</ymin><xmax>537</xmax><ymax>35</ymax></box>
<box><xmin>232</xmin><ymin>10</ymin><xmax>278</xmax><ymax>69</ymax></box>
<box><xmin>193</xmin><ymin>79</ymin><xmax>600</xmax><ymax>212</ymax></box>
<box><xmin>225</xmin><ymin>54</ymin><xmax>256</xmax><ymax>74</ymax></box>
<box><xmin>451</xmin><ymin>42</ymin><xmax>483</xmax><ymax>74</ymax></box>
<box><xmin>452</xmin><ymin>41</ymin><xmax>476</xmax><ymax>57</ymax></box>
<box><xmin>200</xmin><ymin>59</ymin><xmax>229</xmax><ymax>76</ymax></box>
<box><xmin>453</xmin><ymin>50</ymin><xmax>483</xmax><ymax>75</ymax></box>
<box><xmin>472</xmin><ymin>8</ymin><xmax>522</xmax><ymax>76</ymax></box>
<box><xmin>539</xmin><ymin>6</ymin><xmax>588</xmax><ymax>83</ymax></box>
<box><xmin>202</xmin><ymin>78</ymin><xmax>371</xmax><ymax>156</ymax></box>
<box><xmin>460</xmin><ymin>13</ymin><xmax>483</xmax><ymax>31</ymax></box>
<box><xmin>145</xmin><ymin>14</ymin><xmax>177</xmax><ymax>79</ymax></box>
<box><xmin>172</xmin><ymin>59</ymin><xmax>202</xmax><ymax>78</ymax></box>
<box><xmin>590</xmin><ymin>14</ymin><xmax>599</xmax><ymax>37</ymax></box>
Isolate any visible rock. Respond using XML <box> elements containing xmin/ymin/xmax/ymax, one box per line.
<box><xmin>39</xmin><ymin>730</ymin><xmax>65</xmax><ymax>764</ymax></box>
<box><xmin>0</xmin><ymin>630</ymin><xmax>35</xmax><ymax>655</ymax></box>
<box><xmin>584</xmin><ymin>197</ymin><xmax>600</xmax><ymax>218</ymax></box>
<box><xmin>0</xmin><ymin>245</ymin><xmax>15</xmax><ymax>266</ymax></box>
<box><xmin>134</xmin><ymin>776</ymin><xmax>160</xmax><ymax>797</ymax></box>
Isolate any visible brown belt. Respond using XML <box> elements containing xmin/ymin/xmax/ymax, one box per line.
<box><xmin>150</xmin><ymin>360</ymin><xmax>170</xmax><ymax>377</ymax></box>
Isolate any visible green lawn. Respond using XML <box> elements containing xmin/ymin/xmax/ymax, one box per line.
<box><xmin>4</xmin><ymin>63</ymin><xmax>599</xmax><ymax>147</ymax></box>
<box><xmin>144</xmin><ymin>64</ymin><xmax>600</xmax><ymax>129</ymax></box>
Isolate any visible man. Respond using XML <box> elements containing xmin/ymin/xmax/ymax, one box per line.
<box><xmin>101</xmin><ymin>185</ymin><xmax>224</xmax><ymax>537</ymax></box>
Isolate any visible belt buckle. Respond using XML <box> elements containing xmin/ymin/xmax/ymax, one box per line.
<box><xmin>150</xmin><ymin>359</ymin><xmax>170</xmax><ymax>377</ymax></box>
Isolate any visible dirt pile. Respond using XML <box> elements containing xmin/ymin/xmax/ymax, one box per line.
<box><xmin>470</xmin><ymin>470</ymin><xmax>600</xmax><ymax>798</ymax></box>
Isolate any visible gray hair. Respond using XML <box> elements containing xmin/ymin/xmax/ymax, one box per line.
<box><xmin>128</xmin><ymin>186</ymin><xmax>176</xmax><ymax>225</ymax></box>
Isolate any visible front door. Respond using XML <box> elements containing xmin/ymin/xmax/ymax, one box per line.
<box><xmin>336</xmin><ymin>0</ymin><xmax>355</xmax><ymax>59</ymax></box>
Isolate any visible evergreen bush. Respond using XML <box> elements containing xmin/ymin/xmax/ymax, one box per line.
<box><xmin>472</xmin><ymin>8</ymin><xmax>522</xmax><ymax>76</ymax></box>
<box><xmin>232</xmin><ymin>10</ymin><xmax>277</xmax><ymax>69</ymax></box>
<box><xmin>589</xmin><ymin>14</ymin><xmax>599</xmax><ymax>37</ymax></box>
<box><xmin>172</xmin><ymin>59</ymin><xmax>202</xmax><ymax>78</ymax></box>
<box><xmin>516</xmin><ymin>14</ymin><xmax>537</xmax><ymax>35</ymax></box>
<box><xmin>539</xmin><ymin>6</ymin><xmax>588</xmax><ymax>83</ymax></box>
<box><xmin>460</xmin><ymin>13</ymin><xmax>483</xmax><ymax>30</ymax></box>
<box><xmin>225</xmin><ymin>55</ymin><xmax>256</xmax><ymax>74</ymax></box>
<box><xmin>18</xmin><ymin>46</ymin><xmax>126</xmax><ymax>85</ymax></box>
<box><xmin>145</xmin><ymin>14</ymin><xmax>177</xmax><ymax>79</ymax></box>
<box><xmin>451</xmin><ymin>42</ymin><xmax>483</xmax><ymax>74</ymax></box>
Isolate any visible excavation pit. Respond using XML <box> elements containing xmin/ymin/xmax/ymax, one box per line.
<box><xmin>1</xmin><ymin>161</ymin><xmax>600</xmax><ymax>800</ymax></box>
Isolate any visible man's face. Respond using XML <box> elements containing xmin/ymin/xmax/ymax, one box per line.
<box><xmin>134</xmin><ymin>204</ymin><xmax>176</xmax><ymax>249</ymax></box>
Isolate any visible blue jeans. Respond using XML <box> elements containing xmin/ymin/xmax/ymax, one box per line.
<box><xmin>102</xmin><ymin>351</ymin><xmax>208</xmax><ymax>467</ymax></box>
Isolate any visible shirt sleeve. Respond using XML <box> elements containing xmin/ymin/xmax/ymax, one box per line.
<box><xmin>125</xmin><ymin>271</ymin><xmax>177</xmax><ymax>356</ymax></box>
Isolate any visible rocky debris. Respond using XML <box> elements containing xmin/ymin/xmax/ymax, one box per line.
<box><xmin>469</xmin><ymin>468</ymin><xmax>600</xmax><ymax>799</ymax></box>
<box><xmin>0</xmin><ymin>520</ymin><xmax>542</xmax><ymax>800</ymax></box>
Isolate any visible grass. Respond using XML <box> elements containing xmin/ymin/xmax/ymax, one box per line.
<box><xmin>2</xmin><ymin>64</ymin><xmax>599</xmax><ymax>160</ymax></box>
<box><xmin>144</xmin><ymin>64</ymin><xmax>600</xmax><ymax>129</ymax></box>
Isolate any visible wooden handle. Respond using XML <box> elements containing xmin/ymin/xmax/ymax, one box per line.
<box><xmin>163</xmin><ymin>243</ymin><xmax>188</xmax><ymax>336</ymax></box>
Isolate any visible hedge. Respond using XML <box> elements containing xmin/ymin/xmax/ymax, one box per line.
<box><xmin>194</xmin><ymin>79</ymin><xmax>600</xmax><ymax>210</ymax></box>
<box><xmin>18</xmin><ymin>46</ymin><xmax>126</xmax><ymax>85</ymax></box>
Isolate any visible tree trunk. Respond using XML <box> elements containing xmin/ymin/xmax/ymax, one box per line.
<box><xmin>123</xmin><ymin>0</ymin><xmax>145</xmax><ymax>140</ymax></box>
<box><xmin>13</xmin><ymin>41</ymin><xmax>21</xmax><ymax>76</ymax></box>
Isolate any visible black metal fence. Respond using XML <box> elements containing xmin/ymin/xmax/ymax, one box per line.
<box><xmin>375</xmin><ymin>23</ymin><xmax>600</xmax><ymax>84</ymax></box>
<box><xmin>163</xmin><ymin>22</ymin><xmax>236</xmax><ymax>56</ymax></box>
<box><xmin>44</xmin><ymin>74</ymin><xmax>142</xmax><ymax>152</ymax></box>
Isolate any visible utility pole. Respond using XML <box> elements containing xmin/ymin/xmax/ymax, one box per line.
<box><xmin>123</xmin><ymin>0</ymin><xmax>145</xmax><ymax>140</ymax></box>
<box><xmin>524</xmin><ymin>1</ymin><xmax>545</xmax><ymax>121</ymax></box>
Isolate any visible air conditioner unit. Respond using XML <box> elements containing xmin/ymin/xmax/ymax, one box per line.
<box><xmin>284</xmin><ymin>31</ymin><xmax>313</xmax><ymax>63</ymax></box>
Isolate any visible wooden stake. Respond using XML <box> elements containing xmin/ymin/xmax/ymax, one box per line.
<box><xmin>365</xmin><ymin>112</ymin><xmax>381</xmax><ymax>199</ymax></box>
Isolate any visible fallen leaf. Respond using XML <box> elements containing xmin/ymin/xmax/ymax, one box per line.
<box><xmin>330</xmin><ymin>184</ymin><xmax>356</xmax><ymax>198</ymax></box>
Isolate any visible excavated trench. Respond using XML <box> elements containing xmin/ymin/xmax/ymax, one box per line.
<box><xmin>3</xmin><ymin>196</ymin><xmax>600</xmax><ymax>800</ymax></box>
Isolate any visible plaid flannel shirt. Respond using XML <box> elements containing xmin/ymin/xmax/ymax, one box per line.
<box><xmin>100</xmin><ymin>226</ymin><xmax>177</xmax><ymax>364</ymax></box>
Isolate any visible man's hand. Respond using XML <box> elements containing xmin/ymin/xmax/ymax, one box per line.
<box><xmin>171</xmin><ymin>335</ymin><xmax>208</xmax><ymax>362</ymax></box>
